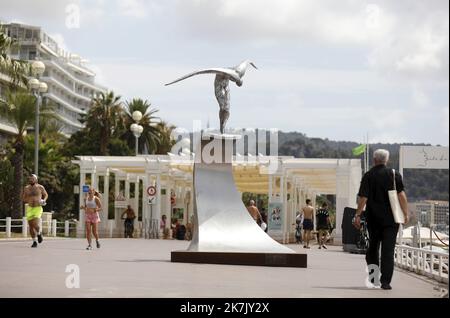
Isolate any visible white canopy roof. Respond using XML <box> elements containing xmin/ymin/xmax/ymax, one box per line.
<box><xmin>73</xmin><ymin>155</ymin><xmax>361</xmax><ymax>195</ymax></box>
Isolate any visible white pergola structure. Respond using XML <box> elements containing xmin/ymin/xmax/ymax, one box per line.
<box><xmin>73</xmin><ymin>155</ymin><xmax>361</xmax><ymax>243</ymax></box>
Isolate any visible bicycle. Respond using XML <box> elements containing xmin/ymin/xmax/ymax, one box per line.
<box><xmin>355</xmin><ymin>218</ymin><xmax>370</xmax><ymax>250</ymax></box>
<box><xmin>122</xmin><ymin>218</ymin><xmax>134</xmax><ymax>238</ymax></box>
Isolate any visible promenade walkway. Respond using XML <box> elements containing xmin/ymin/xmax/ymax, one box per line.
<box><xmin>0</xmin><ymin>239</ymin><xmax>445</xmax><ymax>298</ymax></box>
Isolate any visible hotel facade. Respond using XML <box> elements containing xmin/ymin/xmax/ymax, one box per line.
<box><xmin>0</xmin><ymin>22</ymin><xmax>107</xmax><ymax>138</ymax></box>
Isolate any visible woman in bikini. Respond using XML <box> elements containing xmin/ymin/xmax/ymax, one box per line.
<box><xmin>80</xmin><ymin>187</ymin><xmax>102</xmax><ymax>250</ymax></box>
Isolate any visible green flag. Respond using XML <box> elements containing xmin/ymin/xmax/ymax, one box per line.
<box><xmin>352</xmin><ymin>144</ymin><xmax>366</xmax><ymax>156</ymax></box>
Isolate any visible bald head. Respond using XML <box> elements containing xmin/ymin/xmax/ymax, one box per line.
<box><xmin>29</xmin><ymin>174</ymin><xmax>38</xmax><ymax>185</ymax></box>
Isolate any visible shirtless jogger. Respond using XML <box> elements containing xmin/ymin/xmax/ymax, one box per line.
<box><xmin>23</xmin><ymin>174</ymin><xmax>48</xmax><ymax>248</ymax></box>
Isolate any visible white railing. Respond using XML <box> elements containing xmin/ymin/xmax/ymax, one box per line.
<box><xmin>395</xmin><ymin>244</ymin><xmax>449</xmax><ymax>284</ymax></box>
<box><xmin>0</xmin><ymin>217</ymin><xmax>77</xmax><ymax>238</ymax></box>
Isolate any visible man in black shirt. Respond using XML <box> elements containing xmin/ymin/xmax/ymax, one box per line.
<box><xmin>316</xmin><ymin>202</ymin><xmax>331</xmax><ymax>249</ymax></box>
<box><xmin>353</xmin><ymin>149</ymin><xmax>409</xmax><ymax>290</ymax></box>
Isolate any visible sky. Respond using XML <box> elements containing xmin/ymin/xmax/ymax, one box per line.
<box><xmin>1</xmin><ymin>0</ymin><xmax>449</xmax><ymax>146</ymax></box>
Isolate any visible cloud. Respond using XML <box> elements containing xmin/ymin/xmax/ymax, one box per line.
<box><xmin>369</xmin><ymin>108</ymin><xmax>408</xmax><ymax>131</ymax></box>
<box><xmin>371</xmin><ymin>133</ymin><xmax>411</xmax><ymax>144</ymax></box>
<box><xmin>49</xmin><ymin>33</ymin><xmax>68</xmax><ymax>51</ymax></box>
<box><xmin>411</xmin><ymin>86</ymin><xmax>430</xmax><ymax>109</ymax></box>
<box><xmin>0</xmin><ymin>0</ymin><xmax>159</xmax><ymax>26</ymax></box>
<box><xmin>1</xmin><ymin>0</ymin><xmax>447</xmax><ymax>146</ymax></box>
<box><xmin>175</xmin><ymin>0</ymin><xmax>448</xmax><ymax>82</ymax></box>
<box><xmin>443</xmin><ymin>107</ymin><xmax>449</xmax><ymax>140</ymax></box>
<box><xmin>79</xmin><ymin>1</ymin><xmax>107</xmax><ymax>28</ymax></box>
<box><xmin>2</xmin><ymin>0</ymin><xmax>447</xmax><ymax>84</ymax></box>
<box><xmin>116</xmin><ymin>0</ymin><xmax>148</xmax><ymax>18</ymax></box>
<box><xmin>0</xmin><ymin>0</ymin><xmax>71</xmax><ymax>18</ymax></box>
<box><xmin>176</xmin><ymin>0</ymin><xmax>388</xmax><ymax>44</ymax></box>
<box><xmin>368</xmin><ymin>5</ymin><xmax>449</xmax><ymax>81</ymax></box>
<box><xmin>92</xmin><ymin>59</ymin><xmax>450</xmax><ymax>145</ymax></box>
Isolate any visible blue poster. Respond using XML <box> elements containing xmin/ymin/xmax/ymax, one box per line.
<box><xmin>268</xmin><ymin>202</ymin><xmax>283</xmax><ymax>231</ymax></box>
<box><xmin>82</xmin><ymin>185</ymin><xmax>90</xmax><ymax>193</ymax></box>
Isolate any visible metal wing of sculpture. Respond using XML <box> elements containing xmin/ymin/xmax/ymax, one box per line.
<box><xmin>165</xmin><ymin>68</ymin><xmax>240</xmax><ymax>86</ymax></box>
<box><xmin>165</xmin><ymin>61</ymin><xmax>257</xmax><ymax>134</ymax></box>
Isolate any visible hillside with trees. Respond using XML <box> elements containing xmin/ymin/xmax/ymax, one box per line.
<box><xmin>278</xmin><ymin>132</ymin><xmax>449</xmax><ymax>202</ymax></box>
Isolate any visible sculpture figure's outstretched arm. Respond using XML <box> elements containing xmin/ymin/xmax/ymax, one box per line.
<box><xmin>165</xmin><ymin>68</ymin><xmax>240</xmax><ymax>86</ymax></box>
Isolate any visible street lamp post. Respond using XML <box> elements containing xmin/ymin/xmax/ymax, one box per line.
<box><xmin>29</xmin><ymin>60</ymin><xmax>47</xmax><ymax>176</ymax></box>
<box><xmin>130</xmin><ymin>110</ymin><xmax>143</xmax><ymax>156</ymax></box>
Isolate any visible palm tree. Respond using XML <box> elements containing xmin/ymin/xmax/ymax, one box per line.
<box><xmin>40</xmin><ymin>118</ymin><xmax>66</xmax><ymax>144</ymax></box>
<box><xmin>87</xmin><ymin>91</ymin><xmax>123</xmax><ymax>155</ymax></box>
<box><xmin>0</xmin><ymin>90</ymin><xmax>53</xmax><ymax>218</ymax></box>
<box><xmin>154</xmin><ymin>121</ymin><xmax>176</xmax><ymax>154</ymax></box>
<box><xmin>122</xmin><ymin>98</ymin><xmax>160</xmax><ymax>154</ymax></box>
<box><xmin>0</xmin><ymin>26</ymin><xmax>30</xmax><ymax>86</ymax></box>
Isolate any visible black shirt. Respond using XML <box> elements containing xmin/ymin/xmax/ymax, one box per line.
<box><xmin>316</xmin><ymin>208</ymin><xmax>330</xmax><ymax>230</ymax></box>
<box><xmin>358</xmin><ymin>164</ymin><xmax>405</xmax><ymax>226</ymax></box>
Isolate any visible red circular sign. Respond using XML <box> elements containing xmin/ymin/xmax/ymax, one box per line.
<box><xmin>147</xmin><ymin>186</ymin><xmax>156</xmax><ymax>196</ymax></box>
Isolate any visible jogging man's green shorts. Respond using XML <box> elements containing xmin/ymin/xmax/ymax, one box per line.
<box><xmin>26</xmin><ymin>205</ymin><xmax>43</xmax><ymax>221</ymax></box>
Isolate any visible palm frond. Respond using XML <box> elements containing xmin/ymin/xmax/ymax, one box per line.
<box><xmin>0</xmin><ymin>90</ymin><xmax>37</xmax><ymax>140</ymax></box>
<box><xmin>122</xmin><ymin>98</ymin><xmax>163</xmax><ymax>153</ymax></box>
<box><xmin>0</xmin><ymin>26</ymin><xmax>30</xmax><ymax>86</ymax></box>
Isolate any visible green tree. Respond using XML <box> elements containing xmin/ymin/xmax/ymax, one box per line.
<box><xmin>122</xmin><ymin>98</ymin><xmax>160</xmax><ymax>154</ymax></box>
<box><xmin>40</xmin><ymin>118</ymin><xmax>67</xmax><ymax>144</ymax></box>
<box><xmin>0</xmin><ymin>155</ymin><xmax>14</xmax><ymax>218</ymax></box>
<box><xmin>0</xmin><ymin>91</ymin><xmax>35</xmax><ymax>218</ymax></box>
<box><xmin>64</xmin><ymin>95</ymin><xmax>176</xmax><ymax>157</ymax></box>
<box><xmin>88</xmin><ymin>91</ymin><xmax>123</xmax><ymax>155</ymax></box>
<box><xmin>241</xmin><ymin>193</ymin><xmax>268</xmax><ymax>212</ymax></box>
<box><xmin>0</xmin><ymin>26</ymin><xmax>30</xmax><ymax>86</ymax></box>
<box><xmin>154</xmin><ymin>121</ymin><xmax>176</xmax><ymax>154</ymax></box>
<box><xmin>63</xmin><ymin>128</ymin><xmax>133</xmax><ymax>157</ymax></box>
<box><xmin>26</xmin><ymin>137</ymin><xmax>79</xmax><ymax>218</ymax></box>
<box><xmin>62</xmin><ymin>130</ymin><xmax>100</xmax><ymax>157</ymax></box>
<box><xmin>278</xmin><ymin>132</ymin><xmax>448</xmax><ymax>201</ymax></box>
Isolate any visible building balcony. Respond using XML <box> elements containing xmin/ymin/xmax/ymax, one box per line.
<box><xmin>43</xmin><ymin>58</ymin><xmax>107</xmax><ymax>93</ymax></box>
<box><xmin>0</xmin><ymin>119</ymin><xmax>18</xmax><ymax>135</ymax></box>
<box><xmin>45</xmin><ymin>92</ymin><xmax>87</xmax><ymax>115</ymax></box>
<box><xmin>53</xmin><ymin>110</ymin><xmax>85</xmax><ymax>130</ymax></box>
<box><xmin>41</xmin><ymin>76</ymin><xmax>92</xmax><ymax>103</ymax></box>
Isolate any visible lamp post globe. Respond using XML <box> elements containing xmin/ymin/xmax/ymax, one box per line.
<box><xmin>28</xmin><ymin>78</ymin><xmax>40</xmax><ymax>90</ymax></box>
<box><xmin>130</xmin><ymin>123</ymin><xmax>139</xmax><ymax>133</ymax></box>
<box><xmin>39</xmin><ymin>82</ymin><xmax>48</xmax><ymax>94</ymax></box>
<box><xmin>130</xmin><ymin>123</ymin><xmax>144</xmax><ymax>156</ymax></box>
<box><xmin>31</xmin><ymin>60</ymin><xmax>45</xmax><ymax>76</ymax></box>
<box><xmin>132</xmin><ymin>110</ymin><xmax>143</xmax><ymax>122</ymax></box>
<box><xmin>131</xmin><ymin>111</ymin><xmax>143</xmax><ymax>155</ymax></box>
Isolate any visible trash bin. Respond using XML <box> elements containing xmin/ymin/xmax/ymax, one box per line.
<box><xmin>342</xmin><ymin>207</ymin><xmax>365</xmax><ymax>252</ymax></box>
<box><xmin>176</xmin><ymin>225</ymin><xmax>186</xmax><ymax>240</ymax></box>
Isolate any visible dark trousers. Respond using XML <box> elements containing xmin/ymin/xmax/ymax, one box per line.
<box><xmin>366</xmin><ymin>222</ymin><xmax>399</xmax><ymax>284</ymax></box>
<box><xmin>124</xmin><ymin>219</ymin><xmax>134</xmax><ymax>238</ymax></box>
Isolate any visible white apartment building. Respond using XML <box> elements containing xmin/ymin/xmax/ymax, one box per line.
<box><xmin>0</xmin><ymin>22</ymin><xmax>107</xmax><ymax>137</ymax></box>
<box><xmin>409</xmin><ymin>200</ymin><xmax>449</xmax><ymax>233</ymax></box>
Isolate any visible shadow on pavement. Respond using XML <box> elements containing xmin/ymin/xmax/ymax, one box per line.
<box><xmin>116</xmin><ymin>259</ymin><xmax>171</xmax><ymax>263</ymax></box>
<box><xmin>311</xmin><ymin>286</ymin><xmax>382</xmax><ymax>291</ymax></box>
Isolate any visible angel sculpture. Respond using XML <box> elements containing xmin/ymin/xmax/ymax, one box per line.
<box><xmin>165</xmin><ymin>60</ymin><xmax>258</xmax><ymax>134</ymax></box>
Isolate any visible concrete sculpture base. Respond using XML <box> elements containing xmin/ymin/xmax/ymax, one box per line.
<box><xmin>171</xmin><ymin>251</ymin><xmax>307</xmax><ymax>268</ymax></box>
<box><xmin>170</xmin><ymin>132</ymin><xmax>307</xmax><ymax>267</ymax></box>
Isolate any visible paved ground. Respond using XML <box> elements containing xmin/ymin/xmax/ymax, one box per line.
<box><xmin>0</xmin><ymin>238</ymin><xmax>445</xmax><ymax>298</ymax></box>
